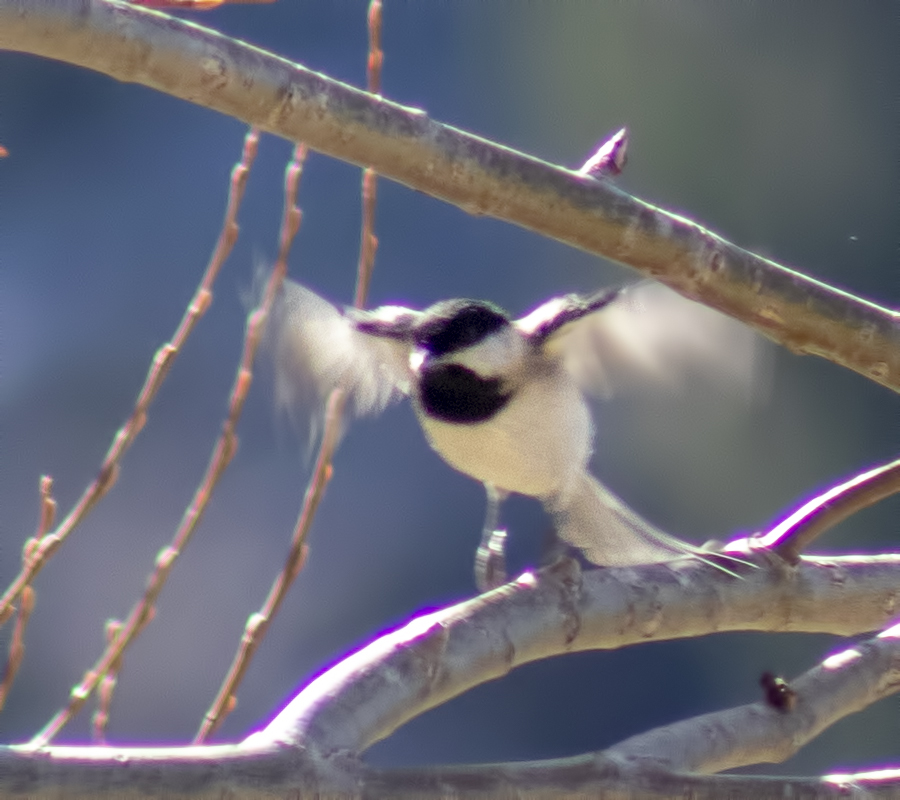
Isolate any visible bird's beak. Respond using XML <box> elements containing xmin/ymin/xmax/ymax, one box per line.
<box><xmin>409</xmin><ymin>348</ymin><xmax>427</xmax><ymax>375</ymax></box>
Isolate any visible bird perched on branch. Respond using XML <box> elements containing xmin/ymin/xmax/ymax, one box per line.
<box><xmin>273</xmin><ymin>279</ymin><xmax>761</xmax><ymax>588</ymax></box>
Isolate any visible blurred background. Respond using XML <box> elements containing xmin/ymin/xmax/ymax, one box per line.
<box><xmin>1</xmin><ymin>0</ymin><xmax>897</xmax><ymax>777</ymax></box>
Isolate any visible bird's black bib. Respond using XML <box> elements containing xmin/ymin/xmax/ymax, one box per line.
<box><xmin>418</xmin><ymin>364</ymin><xmax>511</xmax><ymax>424</ymax></box>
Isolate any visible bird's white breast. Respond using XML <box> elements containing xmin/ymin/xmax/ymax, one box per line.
<box><xmin>416</xmin><ymin>364</ymin><xmax>593</xmax><ymax>500</ymax></box>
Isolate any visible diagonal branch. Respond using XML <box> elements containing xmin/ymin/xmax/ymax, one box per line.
<box><xmin>604</xmin><ymin>623</ymin><xmax>900</xmax><ymax>775</ymax></box>
<box><xmin>253</xmin><ymin>552</ymin><xmax>900</xmax><ymax>758</ymax></box>
<box><xmin>362</xmin><ymin>617</ymin><xmax>900</xmax><ymax>797</ymax></box>
<box><xmin>725</xmin><ymin>457</ymin><xmax>900</xmax><ymax>564</ymax></box>
<box><xmin>1</xmin><ymin>0</ymin><xmax>897</xmax><ymax>391</ymax></box>
<box><xmin>192</xmin><ymin>141</ymin><xmax>309</xmax><ymax>743</ymax></box>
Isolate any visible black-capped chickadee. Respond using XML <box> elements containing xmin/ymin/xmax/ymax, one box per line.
<box><xmin>273</xmin><ymin>279</ymin><xmax>760</xmax><ymax>585</ymax></box>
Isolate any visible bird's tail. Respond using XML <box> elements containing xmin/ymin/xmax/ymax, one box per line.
<box><xmin>548</xmin><ymin>473</ymin><xmax>746</xmax><ymax>573</ymax></box>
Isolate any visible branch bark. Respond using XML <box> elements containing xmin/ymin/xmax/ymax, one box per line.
<box><xmin>257</xmin><ymin>553</ymin><xmax>900</xmax><ymax>757</ymax></box>
<box><xmin>1</xmin><ymin>0</ymin><xmax>897</xmax><ymax>391</ymax></box>
<box><xmin>3</xmin><ymin>555</ymin><xmax>900</xmax><ymax>798</ymax></box>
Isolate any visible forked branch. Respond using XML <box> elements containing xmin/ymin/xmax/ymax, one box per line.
<box><xmin>3</xmin><ymin>551</ymin><xmax>900</xmax><ymax>798</ymax></box>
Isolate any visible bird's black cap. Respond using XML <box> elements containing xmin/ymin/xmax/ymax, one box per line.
<box><xmin>415</xmin><ymin>300</ymin><xmax>510</xmax><ymax>358</ymax></box>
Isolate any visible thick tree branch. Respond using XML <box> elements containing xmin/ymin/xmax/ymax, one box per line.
<box><xmin>2</xmin><ymin>558</ymin><xmax>900</xmax><ymax>798</ymax></box>
<box><xmin>1</xmin><ymin>0</ymin><xmax>897</xmax><ymax>391</ymax></box>
<box><xmin>362</xmin><ymin>762</ymin><xmax>900</xmax><ymax>799</ymax></box>
<box><xmin>258</xmin><ymin>553</ymin><xmax>900</xmax><ymax>757</ymax></box>
<box><xmin>4</xmin><ymin>742</ymin><xmax>898</xmax><ymax>800</ymax></box>
<box><xmin>607</xmin><ymin>624</ymin><xmax>900</xmax><ymax>774</ymax></box>
<box><xmin>0</xmin><ymin>739</ymin><xmax>365</xmax><ymax>798</ymax></box>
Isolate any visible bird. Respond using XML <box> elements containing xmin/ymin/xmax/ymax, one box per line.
<box><xmin>272</xmin><ymin>278</ymin><xmax>761</xmax><ymax>586</ymax></box>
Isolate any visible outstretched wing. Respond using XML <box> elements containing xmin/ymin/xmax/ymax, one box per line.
<box><xmin>520</xmin><ymin>281</ymin><xmax>766</xmax><ymax>400</ymax></box>
<box><xmin>272</xmin><ymin>280</ymin><xmax>421</xmax><ymax>439</ymax></box>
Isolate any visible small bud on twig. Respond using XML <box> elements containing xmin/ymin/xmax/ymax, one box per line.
<box><xmin>760</xmin><ymin>671</ymin><xmax>797</xmax><ymax>712</ymax></box>
<box><xmin>578</xmin><ymin>127</ymin><xmax>628</xmax><ymax>179</ymax></box>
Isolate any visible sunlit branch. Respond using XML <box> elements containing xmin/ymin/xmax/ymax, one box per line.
<box><xmin>727</xmin><ymin>457</ymin><xmax>900</xmax><ymax>564</ymax></box>
<box><xmin>1</xmin><ymin>0</ymin><xmax>896</xmax><ymax>391</ymax></box>
<box><xmin>255</xmin><ymin>553</ymin><xmax>900</xmax><ymax>757</ymax></box>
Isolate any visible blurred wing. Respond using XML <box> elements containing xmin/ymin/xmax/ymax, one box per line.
<box><xmin>516</xmin><ymin>287</ymin><xmax>622</xmax><ymax>342</ymax></box>
<box><xmin>272</xmin><ymin>280</ymin><xmax>418</xmax><ymax>438</ymax></box>
<box><xmin>529</xmin><ymin>281</ymin><xmax>767</xmax><ymax>400</ymax></box>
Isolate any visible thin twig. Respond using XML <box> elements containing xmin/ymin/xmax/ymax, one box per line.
<box><xmin>732</xmin><ymin>457</ymin><xmax>900</xmax><ymax>565</ymax></box>
<box><xmin>0</xmin><ymin>587</ymin><xmax>35</xmax><ymax>714</ymax></box>
<box><xmin>353</xmin><ymin>0</ymin><xmax>381</xmax><ymax>307</ymax></box>
<box><xmin>1</xmin><ymin>0</ymin><xmax>896</xmax><ymax>391</ymax></box>
<box><xmin>91</xmin><ymin>619</ymin><xmax>124</xmax><ymax>743</ymax></box>
<box><xmin>0</xmin><ymin>129</ymin><xmax>259</xmax><ymax>631</ymax></box>
<box><xmin>194</xmin><ymin>387</ymin><xmax>341</xmax><ymax>743</ymax></box>
<box><xmin>195</xmin><ymin>2</ymin><xmax>385</xmax><ymax>741</ymax></box>
<box><xmin>0</xmin><ymin>476</ymin><xmax>54</xmax><ymax>712</ymax></box>
<box><xmin>192</xmin><ymin>142</ymin><xmax>310</xmax><ymax>744</ymax></box>
<box><xmin>28</xmin><ymin>128</ymin><xmax>261</xmax><ymax>747</ymax></box>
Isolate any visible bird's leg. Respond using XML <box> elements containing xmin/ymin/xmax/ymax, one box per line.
<box><xmin>474</xmin><ymin>484</ymin><xmax>509</xmax><ymax>592</ymax></box>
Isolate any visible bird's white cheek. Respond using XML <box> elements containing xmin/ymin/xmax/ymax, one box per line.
<box><xmin>454</xmin><ymin>329</ymin><xmax>527</xmax><ymax>378</ymax></box>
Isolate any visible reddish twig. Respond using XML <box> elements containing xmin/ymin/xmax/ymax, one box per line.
<box><xmin>194</xmin><ymin>388</ymin><xmax>341</xmax><ymax>743</ymax></box>
<box><xmin>0</xmin><ymin>129</ymin><xmax>259</xmax><ymax>632</ymax></box>
<box><xmin>353</xmin><ymin>0</ymin><xmax>382</xmax><ymax>308</ymax></box>
<box><xmin>188</xmin><ymin>144</ymin><xmax>308</xmax><ymax>743</ymax></box>
<box><xmin>193</xmin><ymin>143</ymin><xmax>310</xmax><ymax>743</ymax></box>
<box><xmin>91</xmin><ymin>619</ymin><xmax>124</xmax><ymax>743</ymax></box>
<box><xmin>196</xmin><ymin>1</ymin><xmax>385</xmax><ymax>742</ymax></box>
<box><xmin>366</xmin><ymin>0</ymin><xmax>383</xmax><ymax>95</ymax></box>
<box><xmin>354</xmin><ymin>169</ymin><xmax>379</xmax><ymax>308</ymax></box>
<box><xmin>28</xmin><ymin>129</ymin><xmax>260</xmax><ymax>747</ymax></box>
<box><xmin>0</xmin><ymin>587</ymin><xmax>34</xmax><ymax>714</ymax></box>
<box><xmin>0</xmin><ymin>476</ymin><xmax>54</xmax><ymax>713</ymax></box>
<box><xmin>728</xmin><ymin>457</ymin><xmax>900</xmax><ymax>564</ymax></box>
<box><xmin>29</xmin><ymin>474</ymin><xmax>58</xmax><ymax>546</ymax></box>
<box><xmin>128</xmin><ymin>0</ymin><xmax>274</xmax><ymax>9</ymax></box>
